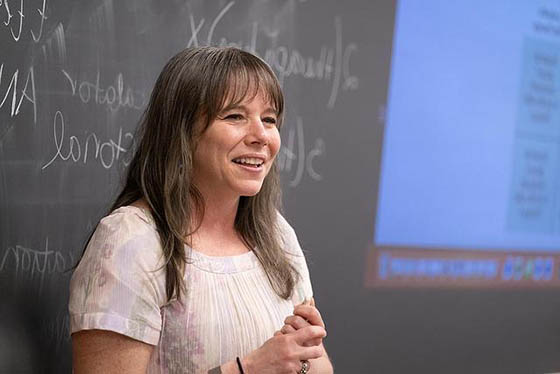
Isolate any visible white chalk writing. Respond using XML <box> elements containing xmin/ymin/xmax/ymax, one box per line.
<box><xmin>0</xmin><ymin>238</ymin><xmax>73</xmax><ymax>292</ymax></box>
<box><xmin>0</xmin><ymin>63</ymin><xmax>37</xmax><ymax>123</ymax></box>
<box><xmin>61</xmin><ymin>69</ymin><xmax>147</xmax><ymax>111</ymax></box>
<box><xmin>277</xmin><ymin>116</ymin><xmax>325</xmax><ymax>187</ymax></box>
<box><xmin>206</xmin><ymin>1</ymin><xmax>235</xmax><ymax>46</ymax></box>
<box><xmin>1</xmin><ymin>0</ymin><xmax>48</xmax><ymax>42</ymax></box>
<box><xmin>41</xmin><ymin>110</ymin><xmax>135</xmax><ymax>170</ymax></box>
<box><xmin>30</xmin><ymin>0</ymin><xmax>46</xmax><ymax>41</ymax></box>
<box><xmin>186</xmin><ymin>3</ymin><xmax>359</xmax><ymax>109</ymax></box>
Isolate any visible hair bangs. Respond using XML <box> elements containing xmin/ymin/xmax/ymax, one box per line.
<box><xmin>204</xmin><ymin>49</ymin><xmax>284</xmax><ymax>129</ymax></box>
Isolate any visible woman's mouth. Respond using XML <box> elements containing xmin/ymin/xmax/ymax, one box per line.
<box><xmin>232</xmin><ymin>157</ymin><xmax>265</xmax><ymax>169</ymax></box>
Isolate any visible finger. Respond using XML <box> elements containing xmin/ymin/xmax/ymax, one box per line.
<box><xmin>297</xmin><ymin>345</ymin><xmax>324</xmax><ymax>361</ymax></box>
<box><xmin>281</xmin><ymin>323</ymin><xmax>321</xmax><ymax>347</ymax></box>
<box><xmin>296</xmin><ymin>298</ymin><xmax>311</xmax><ymax>307</ymax></box>
<box><xmin>293</xmin><ymin>305</ymin><xmax>325</xmax><ymax>328</ymax></box>
<box><xmin>307</xmin><ymin>338</ymin><xmax>322</xmax><ymax>347</ymax></box>
<box><xmin>280</xmin><ymin>324</ymin><xmax>296</xmax><ymax>334</ymax></box>
<box><xmin>310</xmin><ymin>297</ymin><xmax>315</xmax><ymax>307</ymax></box>
<box><xmin>300</xmin><ymin>336</ymin><xmax>323</xmax><ymax>347</ymax></box>
<box><xmin>293</xmin><ymin>325</ymin><xmax>326</xmax><ymax>346</ymax></box>
<box><xmin>294</xmin><ymin>308</ymin><xmax>324</xmax><ymax>329</ymax></box>
<box><xmin>284</xmin><ymin>315</ymin><xmax>310</xmax><ymax>330</ymax></box>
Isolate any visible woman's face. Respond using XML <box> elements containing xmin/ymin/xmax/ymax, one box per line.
<box><xmin>192</xmin><ymin>92</ymin><xmax>281</xmax><ymax>200</ymax></box>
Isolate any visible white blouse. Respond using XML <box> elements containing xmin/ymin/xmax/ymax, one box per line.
<box><xmin>69</xmin><ymin>206</ymin><xmax>313</xmax><ymax>373</ymax></box>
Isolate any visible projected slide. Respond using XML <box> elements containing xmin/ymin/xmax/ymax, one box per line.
<box><xmin>366</xmin><ymin>0</ymin><xmax>560</xmax><ymax>287</ymax></box>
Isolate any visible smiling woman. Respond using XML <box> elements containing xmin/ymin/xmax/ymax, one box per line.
<box><xmin>193</xmin><ymin>93</ymin><xmax>281</xmax><ymax>201</ymax></box>
<box><xmin>68</xmin><ymin>47</ymin><xmax>333</xmax><ymax>374</ymax></box>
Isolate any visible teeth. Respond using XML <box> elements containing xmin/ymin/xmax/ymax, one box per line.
<box><xmin>233</xmin><ymin>157</ymin><xmax>264</xmax><ymax>166</ymax></box>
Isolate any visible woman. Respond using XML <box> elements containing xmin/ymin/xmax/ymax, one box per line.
<box><xmin>69</xmin><ymin>46</ymin><xmax>333</xmax><ymax>374</ymax></box>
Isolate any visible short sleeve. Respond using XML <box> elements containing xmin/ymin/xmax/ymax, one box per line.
<box><xmin>276</xmin><ymin>212</ymin><xmax>314</xmax><ymax>306</ymax></box>
<box><xmin>69</xmin><ymin>207</ymin><xmax>167</xmax><ymax>345</ymax></box>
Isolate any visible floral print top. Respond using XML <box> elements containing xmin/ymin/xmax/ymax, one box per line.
<box><xmin>69</xmin><ymin>206</ymin><xmax>313</xmax><ymax>373</ymax></box>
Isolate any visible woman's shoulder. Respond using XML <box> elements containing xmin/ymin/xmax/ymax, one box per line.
<box><xmin>87</xmin><ymin>205</ymin><xmax>163</xmax><ymax>267</ymax></box>
<box><xmin>275</xmin><ymin>209</ymin><xmax>296</xmax><ymax>231</ymax></box>
<box><xmin>275</xmin><ymin>210</ymin><xmax>305</xmax><ymax>257</ymax></box>
<box><xmin>70</xmin><ymin>205</ymin><xmax>168</xmax><ymax>332</ymax></box>
<box><xmin>100</xmin><ymin>205</ymin><xmax>155</xmax><ymax>232</ymax></box>
<box><xmin>275</xmin><ymin>211</ymin><xmax>314</xmax><ymax>302</ymax></box>
<box><xmin>275</xmin><ymin>210</ymin><xmax>294</xmax><ymax>238</ymax></box>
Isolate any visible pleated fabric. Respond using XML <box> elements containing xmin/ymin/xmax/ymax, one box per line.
<box><xmin>69</xmin><ymin>206</ymin><xmax>313</xmax><ymax>373</ymax></box>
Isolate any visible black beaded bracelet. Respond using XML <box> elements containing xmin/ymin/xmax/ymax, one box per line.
<box><xmin>236</xmin><ymin>357</ymin><xmax>245</xmax><ymax>374</ymax></box>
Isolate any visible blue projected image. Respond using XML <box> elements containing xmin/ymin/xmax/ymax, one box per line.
<box><xmin>375</xmin><ymin>0</ymin><xmax>560</xmax><ymax>252</ymax></box>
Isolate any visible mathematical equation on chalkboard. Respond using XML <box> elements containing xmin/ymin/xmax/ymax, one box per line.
<box><xmin>0</xmin><ymin>0</ymin><xmax>360</xmax><ymax>189</ymax></box>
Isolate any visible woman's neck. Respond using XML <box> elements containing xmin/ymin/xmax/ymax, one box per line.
<box><xmin>189</xmin><ymin>193</ymin><xmax>251</xmax><ymax>255</ymax></box>
<box><xmin>196</xmin><ymin>191</ymin><xmax>239</xmax><ymax>236</ymax></box>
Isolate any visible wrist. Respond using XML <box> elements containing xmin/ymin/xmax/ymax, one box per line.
<box><xmin>240</xmin><ymin>354</ymin><xmax>254</xmax><ymax>374</ymax></box>
<box><xmin>219</xmin><ymin>361</ymin><xmax>239</xmax><ymax>374</ymax></box>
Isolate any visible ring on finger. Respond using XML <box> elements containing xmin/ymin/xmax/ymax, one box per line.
<box><xmin>299</xmin><ymin>360</ymin><xmax>310</xmax><ymax>374</ymax></box>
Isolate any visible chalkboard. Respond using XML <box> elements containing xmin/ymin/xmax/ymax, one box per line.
<box><xmin>0</xmin><ymin>0</ymin><xmax>393</xmax><ymax>372</ymax></box>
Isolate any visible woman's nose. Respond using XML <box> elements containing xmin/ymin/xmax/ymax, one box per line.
<box><xmin>246</xmin><ymin>118</ymin><xmax>268</xmax><ymax>145</ymax></box>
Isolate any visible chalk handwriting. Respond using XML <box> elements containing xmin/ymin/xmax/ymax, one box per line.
<box><xmin>277</xmin><ymin>116</ymin><xmax>325</xmax><ymax>187</ymax></box>
<box><xmin>30</xmin><ymin>0</ymin><xmax>46</xmax><ymax>41</ymax></box>
<box><xmin>42</xmin><ymin>110</ymin><xmax>135</xmax><ymax>170</ymax></box>
<box><xmin>342</xmin><ymin>38</ymin><xmax>358</xmax><ymax>91</ymax></box>
<box><xmin>1</xmin><ymin>0</ymin><xmax>47</xmax><ymax>42</ymax></box>
<box><xmin>326</xmin><ymin>16</ymin><xmax>343</xmax><ymax>109</ymax></box>
<box><xmin>0</xmin><ymin>63</ymin><xmax>37</xmax><ymax>123</ymax></box>
<box><xmin>187</xmin><ymin>13</ymin><xmax>204</xmax><ymax>48</ymax></box>
<box><xmin>206</xmin><ymin>1</ymin><xmax>234</xmax><ymax>46</ymax></box>
<box><xmin>0</xmin><ymin>0</ymin><xmax>12</xmax><ymax>27</ymax></box>
<box><xmin>265</xmin><ymin>16</ymin><xmax>359</xmax><ymax>109</ymax></box>
<box><xmin>2</xmin><ymin>0</ymin><xmax>23</xmax><ymax>41</ymax></box>
<box><xmin>187</xmin><ymin>1</ymin><xmax>257</xmax><ymax>52</ymax></box>
<box><xmin>0</xmin><ymin>237</ymin><xmax>73</xmax><ymax>292</ymax></box>
<box><xmin>61</xmin><ymin>69</ymin><xmax>147</xmax><ymax>111</ymax></box>
<box><xmin>264</xmin><ymin>45</ymin><xmax>335</xmax><ymax>86</ymax></box>
<box><xmin>186</xmin><ymin>3</ymin><xmax>359</xmax><ymax>109</ymax></box>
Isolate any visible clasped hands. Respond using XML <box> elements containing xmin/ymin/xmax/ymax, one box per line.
<box><xmin>275</xmin><ymin>298</ymin><xmax>326</xmax><ymax>349</ymax></box>
<box><xmin>274</xmin><ymin>298</ymin><xmax>327</xmax><ymax>372</ymax></box>
<box><xmin>243</xmin><ymin>298</ymin><xmax>327</xmax><ymax>374</ymax></box>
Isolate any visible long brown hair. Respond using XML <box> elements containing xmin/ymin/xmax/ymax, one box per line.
<box><xmin>109</xmin><ymin>46</ymin><xmax>298</xmax><ymax>302</ymax></box>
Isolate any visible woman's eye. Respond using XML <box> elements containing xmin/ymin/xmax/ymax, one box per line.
<box><xmin>224</xmin><ymin>113</ymin><xmax>244</xmax><ymax>121</ymax></box>
<box><xmin>263</xmin><ymin>117</ymin><xmax>277</xmax><ymax>125</ymax></box>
